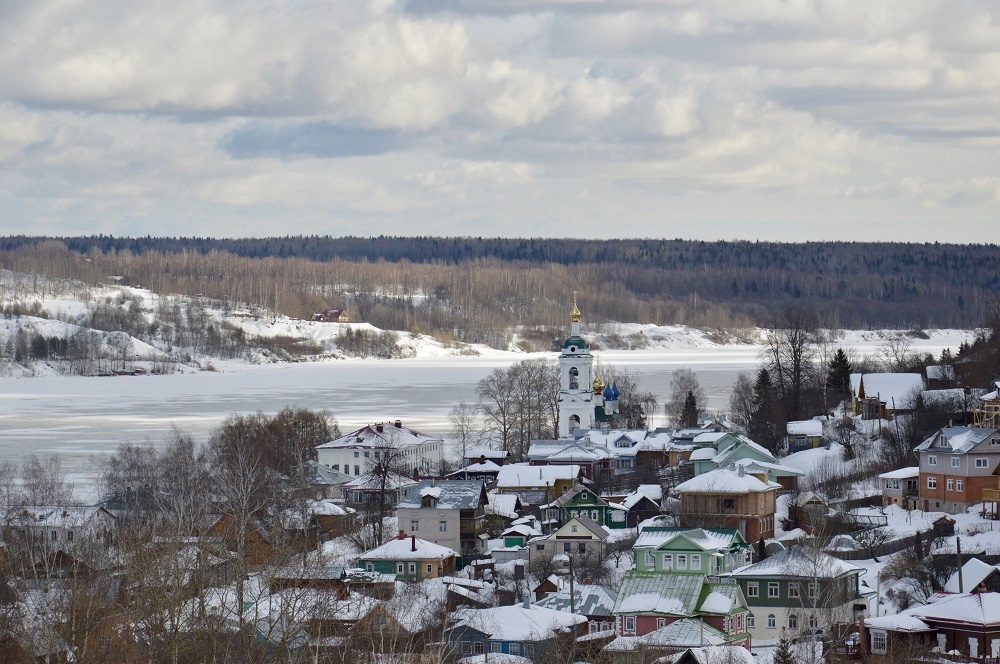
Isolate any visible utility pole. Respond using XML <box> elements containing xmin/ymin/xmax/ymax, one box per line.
<box><xmin>569</xmin><ymin>554</ymin><xmax>576</xmax><ymax>615</ymax></box>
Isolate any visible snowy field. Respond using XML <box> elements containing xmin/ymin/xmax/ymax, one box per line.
<box><xmin>0</xmin><ymin>315</ymin><xmax>973</xmax><ymax>484</ymax></box>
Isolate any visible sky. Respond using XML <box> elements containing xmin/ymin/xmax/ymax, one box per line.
<box><xmin>1</xmin><ymin>0</ymin><xmax>1000</xmax><ymax>243</ymax></box>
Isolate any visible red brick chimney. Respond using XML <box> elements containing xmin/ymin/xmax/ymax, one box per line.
<box><xmin>395</xmin><ymin>420</ymin><xmax>402</xmax><ymax>428</ymax></box>
<box><xmin>411</xmin><ymin>535</ymin><xmax>417</xmax><ymax>552</ymax></box>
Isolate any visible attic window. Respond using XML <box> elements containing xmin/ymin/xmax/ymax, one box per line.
<box><xmin>581</xmin><ymin>491</ymin><xmax>588</xmax><ymax>499</ymax></box>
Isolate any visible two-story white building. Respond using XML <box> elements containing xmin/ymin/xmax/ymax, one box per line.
<box><xmin>316</xmin><ymin>421</ymin><xmax>444</xmax><ymax>477</ymax></box>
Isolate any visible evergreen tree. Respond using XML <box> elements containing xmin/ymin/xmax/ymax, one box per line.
<box><xmin>773</xmin><ymin>631</ymin><xmax>795</xmax><ymax>664</ymax></box>
<box><xmin>826</xmin><ymin>347</ymin><xmax>853</xmax><ymax>405</ymax></box>
<box><xmin>680</xmin><ymin>390</ymin><xmax>699</xmax><ymax>427</ymax></box>
<box><xmin>748</xmin><ymin>369</ymin><xmax>782</xmax><ymax>454</ymax></box>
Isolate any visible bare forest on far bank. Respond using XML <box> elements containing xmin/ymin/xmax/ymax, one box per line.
<box><xmin>0</xmin><ymin>237</ymin><xmax>993</xmax><ymax>351</ymax></box>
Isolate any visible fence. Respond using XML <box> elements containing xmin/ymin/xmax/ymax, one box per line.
<box><xmin>825</xmin><ymin>518</ymin><xmax>955</xmax><ymax>561</ymax></box>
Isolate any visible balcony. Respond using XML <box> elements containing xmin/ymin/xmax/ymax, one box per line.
<box><xmin>983</xmin><ymin>488</ymin><xmax>1000</xmax><ymax>503</ymax></box>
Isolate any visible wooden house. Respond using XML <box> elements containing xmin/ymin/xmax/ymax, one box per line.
<box><xmin>356</xmin><ymin>532</ymin><xmax>456</xmax><ymax>581</ymax></box>
<box><xmin>311</xmin><ymin>308</ymin><xmax>349</xmax><ymax>322</ymax></box>
<box><xmin>675</xmin><ymin>467</ymin><xmax>779</xmax><ymax>542</ymax></box>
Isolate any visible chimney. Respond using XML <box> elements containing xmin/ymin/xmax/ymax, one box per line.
<box><xmin>376</xmin><ymin>423</ymin><xmax>384</xmax><ymax>433</ymax></box>
<box><xmin>736</xmin><ymin>465</ymin><xmax>745</xmax><ymax>477</ymax></box>
<box><xmin>411</xmin><ymin>535</ymin><xmax>417</xmax><ymax>552</ymax></box>
<box><xmin>395</xmin><ymin>420</ymin><xmax>402</xmax><ymax>428</ymax></box>
<box><xmin>398</xmin><ymin>530</ymin><xmax>405</xmax><ymax>540</ymax></box>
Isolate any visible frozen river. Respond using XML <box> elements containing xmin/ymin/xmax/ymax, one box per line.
<box><xmin>0</xmin><ymin>347</ymin><xmax>759</xmax><ymax>473</ymax></box>
<box><xmin>0</xmin><ymin>327</ymin><xmax>972</xmax><ymax>479</ymax></box>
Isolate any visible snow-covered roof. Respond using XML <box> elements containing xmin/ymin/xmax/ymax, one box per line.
<box><xmin>851</xmin><ymin>373</ymin><xmax>923</xmax><ymax>408</ymax></box>
<box><xmin>926</xmin><ymin>365</ymin><xmax>956</xmax><ymax>381</ymax></box>
<box><xmin>485</xmin><ymin>492</ymin><xmax>520</xmax><ymax>519</ymax></box>
<box><xmin>907</xmin><ymin>592</ymin><xmax>1000</xmax><ymax>627</ymax></box>
<box><xmin>944</xmin><ymin>558</ymin><xmax>1000</xmax><ymax>593</ymax></box>
<box><xmin>341</xmin><ymin>470</ymin><xmax>418</xmax><ymax>491</ymax></box>
<box><xmin>621</xmin><ymin>485</ymin><xmax>662</xmax><ymax>509</ymax></box>
<box><xmin>863</xmin><ymin>614</ymin><xmax>933</xmax><ymax>632</ymax></box>
<box><xmin>730</xmin><ymin>458</ymin><xmax>804</xmax><ymax>477</ymax></box>
<box><xmin>786</xmin><ymin>420</ymin><xmax>823</xmax><ymax>436</ymax></box>
<box><xmin>689</xmin><ymin>447</ymin><xmax>717</xmax><ymax>461</ymax></box>
<box><xmin>465</xmin><ymin>448</ymin><xmax>509</xmax><ymax>460</ymax></box>
<box><xmin>728</xmin><ymin>544</ymin><xmax>863</xmax><ymax>579</ymax></box>
<box><xmin>674</xmin><ymin>467</ymin><xmax>780</xmax><ymax>494</ymax></box>
<box><xmin>661</xmin><ymin>647</ymin><xmax>756</xmax><ymax>664</ymax></box>
<box><xmin>711</xmin><ymin>434</ymin><xmax>776</xmax><ymax>465</ymax></box>
<box><xmin>692</xmin><ymin>432</ymin><xmax>728</xmax><ymax>444</ymax></box>
<box><xmin>358</xmin><ymin>534</ymin><xmax>456</xmax><ymax>561</ymax></box>
<box><xmin>397</xmin><ymin>480</ymin><xmax>486</xmax><ymax>510</ymax></box>
<box><xmin>634</xmin><ymin>527</ymin><xmax>743</xmax><ymax>554</ymax></box>
<box><xmin>613</xmin><ymin>571</ymin><xmax>704</xmax><ymax>616</ymax></box>
<box><xmin>603</xmin><ymin>618</ymin><xmax>731</xmax><ymax>651</ymax></box>
<box><xmin>878</xmin><ymin>467</ymin><xmax>920</xmax><ymax>480</ymax></box>
<box><xmin>535</xmin><ymin>584</ymin><xmax>617</xmax><ymax>616</ymax></box>
<box><xmin>915</xmin><ymin>426</ymin><xmax>1000</xmax><ymax>453</ymax></box>
<box><xmin>496</xmin><ymin>464</ymin><xmax>583</xmax><ymax>488</ymax></box>
<box><xmin>14</xmin><ymin>505</ymin><xmax>113</xmax><ymax>528</ymax></box>
<box><xmin>317</xmin><ymin>422</ymin><xmax>442</xmax><ymax>449</ymax></box>
<box><xmin>450</xmin><ymin>604</ymin><xmax>586</xmax><ymax>641</ymax></box>
<box><xmin>450</xmin><ymin>460</ymin><xmax>502</xmax><ymax>474</ymax></box>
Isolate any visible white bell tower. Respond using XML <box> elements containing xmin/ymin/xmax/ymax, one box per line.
<box><xmin>557</xmin><ymin>292</ymin><xmax>595</xmax><ymax>438</ymax></box>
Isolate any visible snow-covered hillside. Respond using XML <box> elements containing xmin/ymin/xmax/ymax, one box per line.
<box><xmin>0</xmin><ymin>269</ymin><xmax>977</xmax><ymax>378</ymax></box>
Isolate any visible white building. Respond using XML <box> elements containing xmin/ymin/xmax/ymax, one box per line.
<box><xmin>558</xmin><ymin>294</ymin><xmax>597</xmax><ymax>438</ymax></box>
<box><xmin>316</xmin><ymin>421</ymin><xmax>444</xmax><ymax>476</ymax></box>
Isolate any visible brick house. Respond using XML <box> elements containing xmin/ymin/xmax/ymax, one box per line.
<box><xmin>915</xmin><ymin>426</ymin><xmax>1000</xmax><ymax>513</ymax></box>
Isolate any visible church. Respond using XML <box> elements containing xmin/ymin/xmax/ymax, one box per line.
<box><xmin>556</xmin><ymin>294</ymin><xmax>620</xmax><ymax>439</ymax></box>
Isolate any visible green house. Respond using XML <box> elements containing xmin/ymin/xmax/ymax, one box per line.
<box><xmin>633</xmin><ymin>528</ymin><xmax>751</xmax><ymax>575</ymax></box>
<box><xmin>545</xmin><ymin>484</ymin><xmax>629</xmax><ymax>530</ymax></box>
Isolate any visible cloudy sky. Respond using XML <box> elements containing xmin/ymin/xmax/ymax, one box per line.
<box><xmin>2</xmin><ymin>0</ymin><xmax>1000</xmax><ymax>242</ymax></box>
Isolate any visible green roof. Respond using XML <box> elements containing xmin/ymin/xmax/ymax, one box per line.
<box><xmin>561</xmin><ymin>335</ymin><xmax>590</xmax><ymax>350</ymax></box>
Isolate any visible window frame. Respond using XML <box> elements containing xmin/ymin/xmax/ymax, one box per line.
<box><xmin>768</xmin><ymin>582</ymin><xmax>780</xmax><ymax>598</ymax></box>
<box><xmin>747</xmin><ymin>582</ymin><xmax>759</xmax><ymax>598</ymax></box>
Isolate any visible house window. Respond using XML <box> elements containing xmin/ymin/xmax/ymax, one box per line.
<box><xmin>411</xmin><ymin>520</ymin><xmax>419</xmax><ymax>531</ymax></box>
<box><xmin>957</xmin><ymin>479</ymin><xmax>964</xmax><ymax>492</ymax></box>
<box><xmin>625</xmin><ymin>616</ymin><xmax>636</xmax><ymax>633</ymax></box>
<box><xmin>976</xmin><ymin>458</ymin><xmax>990</xmax><ymax>468</ymax></box>
<box><xmin>578</xmin><ymin>543</ymin><xmax>587</xmax><ymax>554</ymax></box>
<box><xmin>408</xmin><ymin>563</ymin><xmax>416</xmax><ymax>575</ymax></box>
<box><xmin>571</xmin><ymin>525</ymin><xmax>578</xmax><ymax>533</ymax></box>
<box><xmin>354</xmin><ymin>465</ymin><xmax>360</xmax><ymax>475</ymax></box>
<box><xmin>677</xmin><ymin>554</ymin><xmax>688</xmax><ymax>570</ymax></box>
<box><xmin>67</xmin><ymin>530</ymin><xmax>74</xmax><ymax>542</ymax></box>
<box><xmin>809</xmin><ymin>614</ymin><xmax>818</xmax><ymax>630</ymax></box>
<box><xmin>439</xmin><ymin>520</ymin><xmax>447</xmax><ymax>532</ymax></box>
<box><xmin>928</xmin><ymin>455</ymin><xmax>937</xmax><ymax>466</ymax></box>
<box><xmin>947</xmin><ymin>479</ymin><xmax>954</xmax><ymax>491</ymax></box>
<box><xmin>951</xmin><ymin>457</ymin><xmax>961</xmax><ymax>467</ymax></box>
<box><xmin>536</xmin><ymin>544</ymin><xmax>545</xmax><ymax>551</ymax></box>
<box><xmin>871</xmin><ymin>630</ymin><xmax>887</xmax><ymax>654</ymax></box>
<box><xmin>722</xmin><ymin>498</ymin><xmax>736</xmax><ymax>512</ymax></box>
<box><xmin>657</xmin><ymin>618</ymin><xmax>666</xmax><ymax>629</ymax></box>
<box><xmin>51</xmin><ymin>530</ymin><xmax>58</xmax><ymax>541</ymax></box>
<box><xmin>691</xmin><ymin>554</ymin><xmax>702</xmax><ymax>571</ymax></box>
<box><xmin>646</xmin><ymin>551</ymin><xmax>655</xmax><ymax>567</ymax></box>
<box><xmin>426</xmin><ymin>564</ymin><xmax>433</xmax><ymax>575</ymax></box>
<box><xmin>788</xmin><ymin>614</ymin><xmax>798</xmax><ymax>631</ymax></box>
<box><xmin>509</xmin><ymin>643</ymin><xmax>521</xmax><ymax>656</ymax></box>
<box><xmin>461</xmin><ymin>642</ymin><xmax>472</xmax><ymax>654</ymax></box>
<box><xmin>564</xmin><ymin>543</ymin><xmax>572</xmax><ymax>554</ymax></box>
<box><xmin>397</xmin><ymin>563</ymin><xmax>404</xmax><ymax>574</ymax></box>
<box><xmin>366</xmin><ymin>563</ymin><xmax>373</xmax><ymax>572</ymax></box>
<box><xmin>767</xmin><ymin>614</ymin><xmax>776</xmax><ymax>629</ymax></box>
<box><xmin>473</xmin><ymin>642</ymin><xmax>484</xmax><ymax>654</ymax></box>
<box><xmin>354</xmin><ymin>451</ymin><xmax>360</xmax><ymax>458</ymax></box>
<box><xmin>768</xmin><ymin>582</ymin><xmax>779</xmax><ymax>598</ymax></box>
<box><xmin>748</xmin><ymin>582</ymin><xmax>759</xmax><ymax>598</ymax></box>
<box><xmin>808</xmin><ymin>582</ymin><xmax>818</xmax><ymax>600</ymax></box>
<box><xmin>662</xmin><ymin>554</ymin><xmax>673</xmax><ymax>570</ymax></box>
<box><xmin>788</xmin><ymin>582</ymin><xmax>800</xmax><ymax>599</ymax></box>
<box><xmin>928</xmin><ymin>477</ymin><xmax>937</xmax><ymax>489</ymax></box>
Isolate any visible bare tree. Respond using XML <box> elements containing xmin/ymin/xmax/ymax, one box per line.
<box><xmin>665</xmin><ymin>368</ymin><xmax>706</xmax><ymax>426</ymax></box>
<box><xmin>763</xmin><ymin>306</ymin><xmax>820</xmax><ymax>422</ymax></box>
<box><xmin>728</xmin><ymin>372</ymin><xmax>755</xmax><ymax>428</ymax></box>
<box><xmin>449</xmin><ymin>401</ymin><xmax>482</xmax><ymax>462</ymax></box>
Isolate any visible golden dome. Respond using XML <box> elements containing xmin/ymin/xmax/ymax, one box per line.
<box><xmin>571</xmin><ymin>291</ymin><xmax>581</xmax><ymax>323</ymax></box>
<box><xmin>593</xmin><ymin>372</ymin><xmax>605</xmax><ymax>394</ymax></box>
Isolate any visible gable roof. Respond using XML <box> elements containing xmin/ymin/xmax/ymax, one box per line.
<box><xmin>450</xmin><ymin>605</ymin><xmax>586</xmax><ymax>641</ymax></box>
<box><xmin>851</xmin><ymin>373</ymin><xmax>923</xmax><ymax>407</ymax></box>
<box><xmin>915</xmin><ymin>426</ymin><xmax>1000</xmax><ymax>453</ymax></box>
<box><xmin>535</xmin><ymin>584</ymin><xmax>617</xmax><ymax>616</ymax></box>
<box><xmin>906</xmin><ymin>592</ymin><xmax>1000</xmax><ymax>627</ymax></box>
<box><xmin>496</xmin><ymin>464</ymin><xmax>583</xmax><ymax>489</ymax></box>
<box><xmin>317</xmin><ymin>422</ymin><xmax>442</xmax><ymax>450</ymax></box>
<box><xmin>342</xmin><ymin>470</ymin><xmax>419</xmax><ymax>491</ymax></box>
<box><xmin>675</xmin><ymin>468</ymin><xmax>780</xmax><ymax>494</ymax></box>
<box><xmin>711</xmin><ymin>434</ymin><xmax>776</xmax><ymax>465</ymax></box>
<box><xmin>728</xmin><ymin>544</ymin><xmax>863</xmax><ymax>579</ymax></box>
<box><xmin>787</xmin><ymin>420</ymin><xmax>824</xmax><ymax>436</ymax></box>
<box><xmin>358</xmin><ymin>534</ymin><xmax>455</xmax><ymax>561</ymax></box>
<box><xmin>396</xmin><ymin>480</ymin><xmax>487</xmax><ymax>510</ymax></box>
<box><xmin>944</xmin><ymin>558</ymin><xmax>1000</xmax><ymax>593</ymax></box>
<box><xmin>603</xmin><ymin>617</ymin><xmax>732</xmax><ymax>652</ymax></box>
<box><xmin>553</xmin><ymin>514</ymin><xmax>609</xmax><ymax>541</ymax></box>
<box><xmin>613</xmin><ymin>571</ymin><xmax>705</xmax><ymax>617</ymax></box>
<box><xmin>634</xmin><ymin>527</ymin><xmax>746</xmax><ymax>554</ymax></box>
<box><xmin>550</xmin><ymin>484</ymin><xmax>608</xmax><ymax>509</ymax></box>
<box><xmin>664</xmin><ymin>647</ymin><xmax>757</xmax><ymax>664</ymax></box>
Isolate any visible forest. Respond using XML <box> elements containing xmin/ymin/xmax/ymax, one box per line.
<box><xmin>0</xmin><ymin>237</ymin><xmax>995</xmax><ymax>352</ymax></box>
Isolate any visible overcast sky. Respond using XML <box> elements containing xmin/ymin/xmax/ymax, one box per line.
<box><xmin>2</xmin><ymin>0</ymin><xmax>999</xmax><ymax>242</ymax></box>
